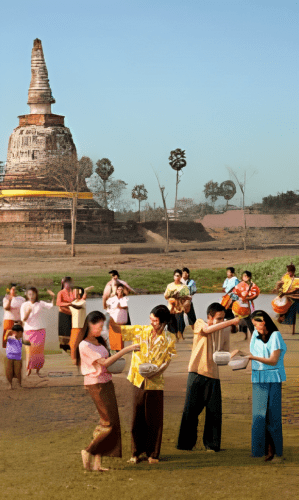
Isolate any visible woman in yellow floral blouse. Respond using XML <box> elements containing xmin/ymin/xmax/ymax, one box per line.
<box><xmin>109</xmin><ymin>305</ymin><xmax>176</xmax><ymax>464</ymax></box>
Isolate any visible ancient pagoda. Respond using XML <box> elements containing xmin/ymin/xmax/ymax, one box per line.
<box><xmin>0</xmin><ymin>39</ymin><xmax>113</xmax><ymax>244</ymax></box>
<box><xmin>3</xmin><ymin>38</ymin><xmax>77</xmax><ymax>190</ymax></box>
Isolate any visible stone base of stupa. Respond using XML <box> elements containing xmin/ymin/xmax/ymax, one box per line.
<box><xmin>0</xmin><ymin>197</ymin><xmax>114</xmax><ymax>245</ymax></box>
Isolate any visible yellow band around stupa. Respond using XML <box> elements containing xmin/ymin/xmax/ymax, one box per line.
<box><xmin>0</xmin><ymin>190</ymin><xmax>93</xmax><ymax>199</ymax></box>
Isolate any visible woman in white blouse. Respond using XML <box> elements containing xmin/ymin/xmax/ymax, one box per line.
<box><xmin>20</xmin><ymin>287</ymin><xmax>55</xmax><ymax>377</ymax></box>
<box><xmin>2</xmin><ymin>283</ymin><xmax>25</xmax><ymax>348</ymax></box>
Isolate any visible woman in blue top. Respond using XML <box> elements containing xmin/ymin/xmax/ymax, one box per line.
<box><xmin>247</xmin><ymin>310</ymin><xmax>287</xmax><ymax>462</ymax></box>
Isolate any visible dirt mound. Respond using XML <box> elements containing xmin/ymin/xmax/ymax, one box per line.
<box><xmin>141</xmin><ymin>221</ymin><xmax>214</xmax><ymax>243</ymax></box>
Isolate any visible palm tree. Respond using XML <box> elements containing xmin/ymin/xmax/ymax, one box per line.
<box><xmin>169</xmin><ymin>148</ymin><xmax>187</xmax><ymax>219</ymax></box>
<box><xmin>96</xmin><ymin>158</ymin><xmax>114</xmax><ymax>208</ymax></box>
<box><xmin>131</xmin><ymin>184</ymin><xmax>148</xmax><ymax>222</ymax></box>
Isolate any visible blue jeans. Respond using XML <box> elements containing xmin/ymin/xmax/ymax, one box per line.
<box><xmin>252</xmin><ymin>382</ymin><xmax>283</xmax><ymax>457</ymax></box>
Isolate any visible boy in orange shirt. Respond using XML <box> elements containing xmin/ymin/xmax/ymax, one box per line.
<box><xmin>177</xmin><ymin>302</ymin><xmax>239</xmax><ymax>452</ymax></box>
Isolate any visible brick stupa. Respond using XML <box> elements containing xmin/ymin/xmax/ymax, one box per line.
<box><xmin>0</xmin><ymin>39</ymin><xmax>113</xmax><ymax>244</ymax></box>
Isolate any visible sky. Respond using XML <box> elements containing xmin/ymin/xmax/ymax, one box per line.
<box><xmin>0</xmin><ymin>0</ymin><xmax>298</xmax><ymax>210</ymax></box>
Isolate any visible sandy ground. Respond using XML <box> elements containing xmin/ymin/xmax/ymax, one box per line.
<box><xmin>1</xmin><ymin>245</ymin><xmax>299</xmax><ymax>281</ymax></box>
<box><xmin>1</xmin><ymin>327</ymin><xmax>298</xmax><ymax>437</ymax></box>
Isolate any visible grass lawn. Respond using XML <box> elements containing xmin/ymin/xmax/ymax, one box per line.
<box><xmin>1</xmin><ymin>413</ymin><xmax>298</xmax><ymax>500</ymax></box>
<box><xmin>1</xmin><ymin>254</ymin><xmax>298</xmax><ymax>300</ymax></box>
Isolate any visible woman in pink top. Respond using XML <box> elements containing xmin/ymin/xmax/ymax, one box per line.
<box><xmin>21</xmin><ymin>287</ymin><xmax>55</xmax><ymax>376</ymax></box>
<box><xmin>77</xmin><ymin>310</ymin><xmax>140</xmax><ymax>472</ymax></box>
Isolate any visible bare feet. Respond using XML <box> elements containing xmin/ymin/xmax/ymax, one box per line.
<box><xmin>7</xmin><ymin>383</ymin><xmax>13</xmax><ymax>390</ymax></box>
<box><xmin>81</xmin><ymin>450</ymin><xmax>92</xmax><ymax>471</ymax></box>
<box><xmin>26</xmin><ymin>369</ymin><xmax>31</xmax><ymax>377</ymax></box>
<box><xmin>148</xmin><ymin>457</ymin><xmax>159</xmax><ymax>464</ymax></box>
<box><xmin>270</xmin><ymin>456</ymin><xmax>284</xmax><ymax>464</ymax></box>
<box><xmin>93</xmin><ymin>455</ymin><xmax>109</xmax><ymax>471</ymax></box>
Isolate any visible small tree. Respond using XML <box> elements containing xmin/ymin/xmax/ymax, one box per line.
<box><xmin>78</xmin><ymin>156</ymin><xmax>93</xmax><ymax>191</ymax></box>
<box><xmin>96</xmin><ymin>158</ymin><xmax>114</xmax><ymax>208</ymax></box>
<box><xmin>131</xmin><ymin>184</ymin><xmax>148</xmax><ymax>222</ymax></box>
<box><xmin>227</xmin><ymin>167</ymin><xmax>257</xmax><ymax>250</ymax></box>
<box><xmin>169</xmin><ymin>148</ymin><xmax>187</xmax><ymax>218</ymax></box>
<box><xmin>153</xmin><ymin>169</ymin><xmax>169</xmax><ymax>253</ymax></box>
<box><xmin>204</xmin><ymin>180</ymin><xmax>219</xmax><ymax>205</ymax></box>
<box><xmin>87</xmin><ymin>173</ymin><xmax>129</xmax><ymax>211</ymax></box>
<box><xmin>204</xmin><ymin>179</ymin><xmax>236</xmax><ymax>209</ymax></box>
<box><xmin>40</xmin><ymin>155</ymin><xmax>91</xmax><ymax>257</ymax></box>
<box><xmin>218</xmin><ymin>180</ymin><xmax>237</xmax><ymax>210</ymax></box>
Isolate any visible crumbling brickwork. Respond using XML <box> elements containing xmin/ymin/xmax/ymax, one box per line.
<box><xmin>0</xmin><ymin>38</ymin><xmax>114</xmax><ymax>245</ymax></box>
<box><xmin>3</xmin><ymin>122</ymin><xmax>76</xmax><ymax>190</ymax></box>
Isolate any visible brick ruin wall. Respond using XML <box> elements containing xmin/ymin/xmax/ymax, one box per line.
<box><xmin>3</xmin><ymin>124</ymin><xmax>77</xmax><ymax>190</ymax></box>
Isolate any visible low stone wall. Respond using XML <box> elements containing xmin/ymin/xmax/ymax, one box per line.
<box><xmin>0</xmin><ymin>222</ymin><xmax>66</xmax><ymax>244</ymax></box>
<box><xmin>64</xmin><ymin>220</ymin><xmax>145</xmax><ymax>244</ymax></box>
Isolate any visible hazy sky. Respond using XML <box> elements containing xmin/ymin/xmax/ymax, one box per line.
<box><xmin>0</xmin><ymin>0</ymin><xmax>298</xmax><ymax>209</ymax></box>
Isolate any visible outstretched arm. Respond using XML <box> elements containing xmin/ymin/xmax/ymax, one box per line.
<box><xmin>82</xmin><ymin>286</ymin><xmax>94</xmax><ymax>300</ymax></box>
<box><xmin>247</xmin><ymin>349</ymin><xmax>281</xmax><ymax>366</ymax></box>
<box><xmin>96</xmin><ymin>344</ymin><xmax>140</xmax><ymax>368</ymax></box>
<box><xmin>47</xmin><ymin>289</ymin><xmax>55</xmax><ymax>304</ymax></box>
<box><xmin>109</xmin><ymin>317</ymin><xmax>138</xmax><ymax>341</ymax></box>
<box><xmin>202</xmin><ymin>317</ymin><xmax>239</xmax><ymax>336</ymax></box>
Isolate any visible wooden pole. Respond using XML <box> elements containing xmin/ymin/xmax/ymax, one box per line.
<box><xmin>71</xmin><ymin>194</ymin><xmax>77</xmax><ymax>257</ymax></box>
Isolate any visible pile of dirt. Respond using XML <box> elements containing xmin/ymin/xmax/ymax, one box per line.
<box><xmin>141</xmin><ymin>221</ymin><xmax>214</xmax><ymax>243</ymax></box>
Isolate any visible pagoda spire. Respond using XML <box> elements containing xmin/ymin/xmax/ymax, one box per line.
<box><xmin>27</xmin><ymin>39</ymin><xmax>55</xmax><ymax>114</ymax></box>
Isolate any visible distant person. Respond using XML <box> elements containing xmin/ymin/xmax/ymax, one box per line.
<box><xmin>233</xmin><ymin>271</ymin><xmax>260</xmax><ymax>339</ymax></box>
<box><xmin>2</xmin><ymin>283</ymin><xmax>25</xmax><ymax>348</ymax></box>
<box><xmin>181</xmin><ymin>266</ymin><xmax>197</xmax><ymax>327</ymax></box>
<box><xmin>56</xmin><ymin>277</ymin><xmax>75</xmax><ymax>351</ymax></box>
<box><xmin>56</xmin><ymin>277</ymin><xmax>92</xmax><ymax>350</ymax></box>
<box><xmin>76</xmin><ymin>311</ymin><xmax>140</xmax><ymax>472</ymax></box>
<box><xmin>222</xmin><ymin>267</ymin><xmax>240</xmax><ymax>320</ymax></box>
<box><xmin>107</xmin><ymin>284</ymin><xmax>128</xmax><ymax>352</ymax></box>
<box><xmin>103</xmin><ymin>270</ymin><xmax>135</xmax><ymax>307</ymax></box>
<box><xmin>4</xmin><ymin>324</ymin><xmax>30</xmax><ymax>389</ymax></box>
<box><xmin>247</xmin><ymin>311</ymin><xmax>287</xmax><ymax>462</ymax></box>
<box><xmin>177</xmin><ymin>303</ymin><xmax>239</xmax><ymax>452</ymax></box>
<box><xmin>21</xmin><ymin>287</ymin><xmax>55</xmax><ymax>377</ymax></box>
<box><xmin>276</xmin><ymin>264</ymin><xmax>299</xmax><ymax>334</ymax></box>
<box><xmin>164</xmin><ymin>269</ymin><xmax>192</xmax><ymax>340</ymax></box>
<box><xmin>69</xmin><ymin>287</ymin><xmax>86</xmax><ymax>362</ymax></box>
<box><xmin>103</xmin><ymin>270</ymin><xmax>135</xmax><ymax>324</ymax></box>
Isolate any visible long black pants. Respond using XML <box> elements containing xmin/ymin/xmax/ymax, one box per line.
<box><xmin>168</xmin><ymin>304</ymin><xmax>196</xmax><ymax>337</ymax></box>
<box><xmin>177</xmin><ymin>372</ymin><xmax>222</xmax><ymax>451</ymax></box>
<box><xmin>244</xmin><ymin>315</ymin><xmax>254</xmax><ymax>334</ymax></box>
